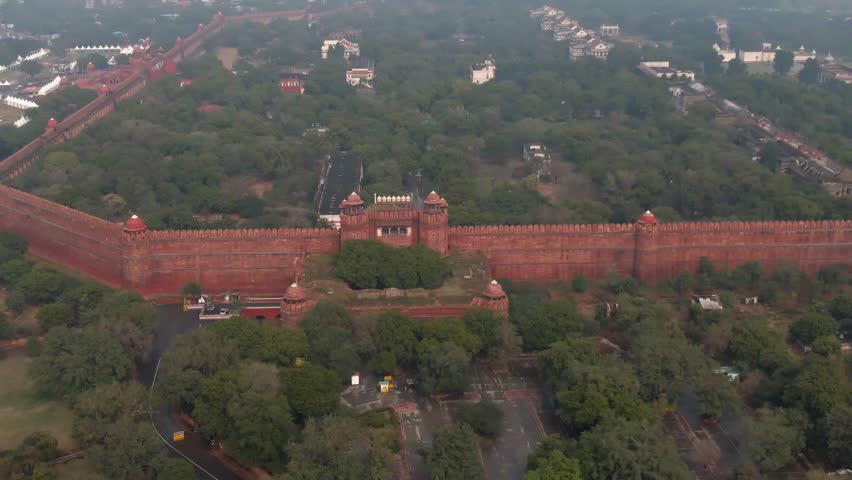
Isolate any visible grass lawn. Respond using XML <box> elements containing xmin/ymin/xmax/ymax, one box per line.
<box><xmin>0</xmin><ymin>356</ymin><xmax>76</xmax><ymax>451</ymax></box>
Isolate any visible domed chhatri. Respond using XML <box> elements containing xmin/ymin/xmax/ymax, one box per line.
<box><xmin>99</xmin><ymin>84</ymin><xmax>110</xmax><ymax>95</ymax></box>
<box><xmin>482</xmin><ymin>279</ymin><xmax>507</xmax><ymax>299</ymax></box>
<box><xmin>175</xmin><ymin>36</ymin><xmax>183</xmax><ymax>46</ymax></box>
<box><xmin>46</xmin><ymin>118</ymin><xmax>58</xmax><ymax>129</ymax></box>
<box><xmin>638</xmin><ymin>210</ymin><xmax>657</xmax><ymax>225</ymax></box>
<box><xmin>282</xmin><ymin>282</ymin><xmax>307</xmax><ymax>302</ymax></box>
<box><xmin>345</xmin><ymin>191</ymin><xmax>364</xmax><ymax>205</ymax></box>
<box><xmin>124</xmin><ymin>214</ymin><xmax>147</xmax><ymax>233</ymax></box>
<box><xmin>424</xmin><ymin>190</ymin><xmax>442</xmax><ymax>204</ymax></box>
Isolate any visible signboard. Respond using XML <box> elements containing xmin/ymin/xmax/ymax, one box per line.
<box><xmin>351</xmin><ymin>372</ymin><xmax>360</xmax><ymax>386</ymax></box>
<box><xmin>172</xmin><ymin>431</ymin><xmax>185</xmax><ymax>442</ymax></box>
<box><xmin>379</xmin><ymin>381</ymin><xmax>389</xmax><ymax>393</ymax></box>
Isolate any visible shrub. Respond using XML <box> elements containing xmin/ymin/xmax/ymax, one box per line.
<box><xmin>571</xmin><ymin>275</ymin><xmax>589</xmax><ymax>293</ymax></box>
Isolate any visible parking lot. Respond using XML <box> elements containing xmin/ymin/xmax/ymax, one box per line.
<box><xmin>342</xmin><ymin>360</ymin><xmax>558</xmax><ymax>480</ymax></box>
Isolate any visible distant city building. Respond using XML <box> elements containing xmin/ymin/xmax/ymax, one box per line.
<box><xmin>820</xmin><ymin>63</ymin><xmax>852</xmax><ymax>84</ymax></box>
<box><xmin>470</xmin><ymin>54</ymin><xmax>496</xmax><ymax>85</ymax></box>
<box><xmin>638</xmin><ymin>61</ymin><xmax>695</xmax><ymax>81</ymax></box>
<box><xmin>792</xmin><ymin>45</ymin><xmax>817</xmax><ymax>63</ymax></box>
<box><xmin>738</xmin><ymin>43</ymin><xmax>778</xmax><ymax>63</ymax></box>
<box><xmin>279</xmin><ymin>77</ymin><xmax>304</xmax><ymax>94</ymax></box>
<box><xmin>523</xmin><ymin>143</ymin><xmax>552</xmax><ymax>180</ymax></box>
<box><xmin>321</xmin><ymin>38</ymin><xmax>360</xmax><ymax>60</ymax></box>
<box><xmin>599</xmin><ymin>24</ymin><xmax>620</xmax><ymax>37</ymax></box>
<box><xmin>345</xmin><ymin>60</ymin><xmax>374</xmax><ymax>87</ymax></box>
<box><xmin>713</xmin><ymin>43</ymin><xmax>736</xmax><ymax>63</ymax></box>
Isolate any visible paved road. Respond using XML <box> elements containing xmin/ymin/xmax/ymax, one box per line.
<box><xmin>139</xmin><ymin>304</ymin><xmax>241</xmax><ymax>480</ymax></box>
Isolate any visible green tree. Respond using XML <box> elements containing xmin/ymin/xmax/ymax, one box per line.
<box><xmin>425</xmin><ymin>424</ymin><xmax>480</xmax><ymax>480</ymax></box>
<box><xmin>463</xmin><ymin>308</ymin><xmax>520</xmax><ymax>362</ymax></box>
<box><xmin>729</xmin><ymin>319</ymin><xmax>792</xmax><ymax>372</ymax></box>
<box><xmin>85</xmin><ymin>417</ymin><xmax>162</xmax><ymax>480</ymax></box>
<box><xmin>782</xmin><ymin>357</ymin><xmax>849</xmax><ymax>418</ymax></box>
<box><xmin>73</xmin><ymin>382</ymin><xmax>150</xmax><ymax>446</ymax></box>
<box><xmin>0</xmin><ymin>311</ymin><xmax>12</xmax><ymax>340</ymax></box>
<box><xmin>789</xmin><ymin>313</ymin><xmax>839</xmax><ymax>345</ymax></box>
<box><xmin>156</xmin><ymin>459</ymin><xmax>195</xmax><ymax>480</ymax></box>
<box><xmin>422</xmin><ymin>319</ymin><xmax>480</xmax><ymax>356</ymax></box>
<box><xmin>31</xmin><ymin>326</ymin><xmax>129</xmax><ymax>397</ymax></box>
<box><xmin>258</xmin><ymin>327</ymin><xmax>307</xmax><ymax>366</ymax></box>
<box><xmin>573</xmin><ymin>418</ymin><xmax>689</xmax><ymax>480</ymax></box>
<box><xmin>181</xmin><ymin>282</ymin><xmax>202</xmax><ymax>297</ymax></box>
<box><xmin>417</xmin><ymin>341</ymin><xmax>471</xmax><ymax>394</ymax></box>
<box><xmin>726</xmin><ymin>59</ymin><xmax>748</xmax><ymax>76</ymax></box>
<box><xmin>825</xmin><ymin>404</ymin><xmax>852</xmax><ymax>467</ymax></box>
<box><xmin>36</xmin><ymin>303</ymin><xmax>75</xmax><ymax>331</ymax></box>
<box><xmin>15</xmin><ymin>267</ymin><xmax>71</xmax><ymax>305</ymax></box>
<box><xmin>773</xmin><ymin>50</ymin><xmax>794</xmax><ymax>75</ymax></box>
<box><xmin>20</xmin><ymin>59</ymin><xmax>42</xmax><ymax>77</ymax></box>
<box><xmin>225</xmin><ymin>363</ymin><xmax>296</xmax><ymax>468</ymax></box>
<box><xmin>282</xmin><ymin>416</ymin><xmax>375</xmax><ymax>480</ymax></box>
<box><xmin>453</xmin><ymin>400</ymin><xmax>504</xmax><ymax>436</ymax></box>
<box><xmin>744</xmin><ymin>408</ymin><xmax>806</xmax><ymax>472</ymax></box>
<box><xmin>798</xmin><ymin>58</ymin><xmax>820</xmax><ymax>84</ymax></box>
<box><xmin>0</xmin><ymin>432</ymin><xmax>59</xmax><ymax>479</ymax></box>
<box><xmin>629</xmin><ymin>329</ymin><xmax>706</xmax><ymax>401</ymax></box>
<box><xmin>369</xmin><ymin>311</ymin><xmax>420</xmax><ymax>371</ymax></box>
<box><xmin>282</xmin><ymin>363</ymin><xmax>341</xmax><ymax>418</ymax></box>
<box><xmin>810</xmin><ymin>335</ymin><xmax>841</xmax><ymax>356</ymax></box>
<box><xmin>517</xmin><ymin>301</ymin><xmax>595</xmax><ymax>351</ymax></box>
<box><xmin>695</xmin><ymin>373</ymin><xmax>741</xmax><ymax>420</ymax></box>
<box><xmin>524</xmin><ymin>450</ymin><xmax>582</xmax><ymax>480</ymax></box>
<box><xmin>300</xmin><ymin>302</ymin><xmax>361</xmax><ymax>381</ymax></box>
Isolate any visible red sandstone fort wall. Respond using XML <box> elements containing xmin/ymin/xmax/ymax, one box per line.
<box><xmin>0</xmin><ymin>185</ymin><xmax>125</xmax><ymax>287</ymax></box>
<box><xmin>652</xmin><ymin>221</ymin><xmax>852</xmax><ymax>280</ymax></box>
<box><xmin>124</xmin><ymin>228</ymin><xmax>339</xmax><ymax>296</ymax></box>
<box><xmin>448</xmin><ymin>224</ymin><xmax>638</xmax><ymax>280</ymax></box>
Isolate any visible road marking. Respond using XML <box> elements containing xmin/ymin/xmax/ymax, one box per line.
<box><xmin>415</xmin><ymin>426</ymin><xmax>421</xmax><ymax>440</ymax></box>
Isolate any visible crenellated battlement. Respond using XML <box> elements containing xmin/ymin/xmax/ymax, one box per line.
<box><xmin>656</xmin><ymin>220</ymin><xmax>852</xmax><ymax>232</ymax></box>
<box><xmin>126</xmin><ymin>227</ymin><xmax>339</xmax><ymax>241</ymax></box>
<box><xmin>449</xmin><ymin>223</ymin><xmax>636</xmax><ymax>235</ymax></box>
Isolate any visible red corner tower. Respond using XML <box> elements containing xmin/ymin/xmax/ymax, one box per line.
<box><xmin>420</xmin><ymin>191</ymin><xmax>449</xmax><ymax>256</ymax></box>
<box><xmin>339</xmin><ymin>192</ymin><xmax>370</xmax><ymax>242</ymax></box>
<box><xmin>280</xmin><ymin>283</ymin><xmax>316</xmax><ymax>328</ymax></box>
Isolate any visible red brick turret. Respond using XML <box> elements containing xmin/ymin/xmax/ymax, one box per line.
<box><xmin>124</xmin><ymin>214</ymin><xmax>147</xmax><ymax>233</ymax></box>
<box><xmin>45</xmin><ymin>118</ymin><xmax>58</xmax><ymax>134</ymax></box>
<box><xmin>470</xmin><ymin>279</ymin><xmax>509</xmax><ymax>316</ymax></box>
<box><xmin>198</xmin><ymin>23</ymin><xmax>205</xmax><ymax>32</ymax></box>
<box><xmin>634</xmin><ymin>210</ymin><xmax>658</xmax><ymax>282</ymax></box>
<box><xmin>420</xmin><ymin>190</ymin><xmax>449</xmax><ymax>256</ymax></box>
<box><xmin>99</xmin><ymin>84</ymin><xmax>110</xmax><ymax>96</ymax></box>
<box><xmin>280</xmin><ymin>283</ymin><xmax>315</xmax><ymax>327</ymax></box>
<box><xmin>340</xmin><ymin>191</ymin><xmax>369</xmax><ymax>242</ymax></box>
<box><xmin>175</xmin><ymin>36</ymin><xmax>183</xmax><ymax>47</ymax></box>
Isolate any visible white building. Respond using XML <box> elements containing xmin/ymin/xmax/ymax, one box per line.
<box><xmin>713</xmin><ymin>43</ymin><xmax>737</xmax><ymax>62</ymax></box>
<box><xmin>471</xmin><ymin>54</ymin><xmax>496</xmax><ymax>84</ymax></box>
<box><xmin>321</xmin><ymin>38</ymin><xmax>360</xmax><ymax>60</ymax></box>
<box><xmin>4</xmin><ymin>96</ymin><xmax>38</xmax><ymax>110</ymax></box>
<box><xmin>638</xmin><ymin>61</ymin><xmax>696</xmax><ymax>81</ymax></box>
<box><xmin>584</xmin><ymin>38</ymin><xmax>613</xmax><ymax>58</ymax></box>
<box><xmin>37</xmin><ymin>76</ymin><xmax>61</xmax><ymax>96</ymax></box>
<box><xmin>793</xmin><ymin>46</ymin><xmax>817</xmax><ymax>63</ymax></box>
<box><xmin>738</xmin><ymin>43</ymin><xmax>778</xmax><ymax>63</ymax></box>
<box><xmin>346</xmin><ymin>65</ymin><xmax>374</xmax><ymax>86</ymax></box>
<box><xmin>600</xmin><ymin>24</ymin><xmax>620</xmax><ymax>37</ymax></box>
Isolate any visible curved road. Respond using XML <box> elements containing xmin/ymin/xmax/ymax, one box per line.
<box><xmin>139</xmin><ymin>304</ymin><xmax>240</xmax><ymax>480</ymax></box>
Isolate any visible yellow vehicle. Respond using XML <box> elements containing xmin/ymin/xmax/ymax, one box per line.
<box><xmin>172</xmin><ymin>431</ymin><xmax>185</xmax><ymax>442</ymax></box>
